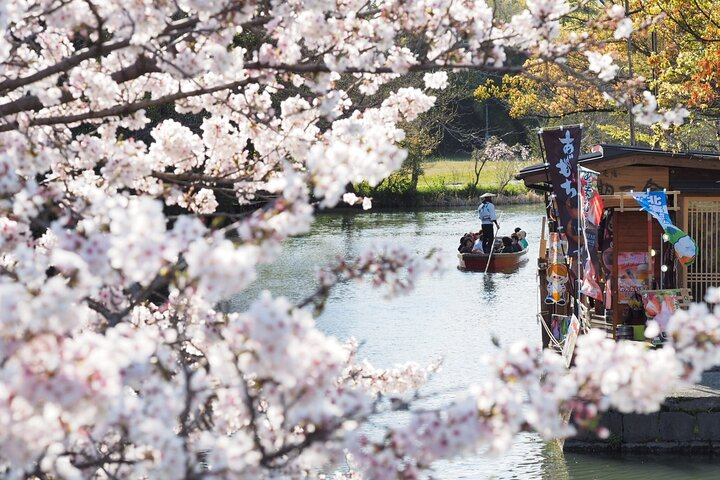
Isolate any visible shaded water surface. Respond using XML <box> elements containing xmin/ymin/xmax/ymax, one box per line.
<box><xmin>231</xmin><ymin>205</ymin><xmax>720</xmax><ymax>479</ymax></box>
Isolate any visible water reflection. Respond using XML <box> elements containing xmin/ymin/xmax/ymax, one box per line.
<box><xmin>563</xmin><ymin>452</ymin><xmax>720</xmax><ymax>480</ymax></box>
<box><xmin>482</xmin><ymin>273</ymin><xmax>497</xmax><ymax>300</ymax></box>
<box><xmin>339</xmin><ymin>213</ymin><xmax>356</xmax><ymax>259</ymax></box>
<box><xmin>230</xmin><ymin>205</ymin><xmax>720</xmax><ymax>479</ymax></box>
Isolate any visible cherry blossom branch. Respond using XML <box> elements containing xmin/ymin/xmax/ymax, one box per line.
<box><xmin>298</xmin><ymin>246</ymin><xmax>441</xmax><ymax>314</ymax></box>
<box><xmin>0</xmin><ymin>38</ymin><xmax>132</xmax><ymax>94</ymax></box>
<box><xmin>242</xmin><ymin>376</ymin><xmax>269</xmax><ymax>461</ymax></box>
<box><xmin>0</xmin><ymin>55</ymin><xmax>160</xmax><ymax>118</ymax></box>
<box><xmin>0</xmin><ymin>78</ymin><xmax>256</xmax><ymax>132</ymax></box>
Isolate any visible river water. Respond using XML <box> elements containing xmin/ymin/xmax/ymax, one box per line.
<box><xmin>230</xmin><ymin>204</ymin><xmax>719</xmax><ymax>479</ymax></box>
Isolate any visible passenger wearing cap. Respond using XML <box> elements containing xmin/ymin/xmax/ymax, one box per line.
<box><xmin>477</xmin><ymin>193</ymin><xmax>499</xmax><ymax>253</ymax></box>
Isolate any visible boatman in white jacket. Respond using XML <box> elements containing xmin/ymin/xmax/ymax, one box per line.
<box><xmin>478</xmin><ymin>193</ymin><xmax>500</xmax><ymax>254</ymax></box>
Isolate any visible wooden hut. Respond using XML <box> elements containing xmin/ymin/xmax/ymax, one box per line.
<box><xmin>517</xmin><ymin>144</ymin><xmax>720</xmax><ymax>346</ymax></box>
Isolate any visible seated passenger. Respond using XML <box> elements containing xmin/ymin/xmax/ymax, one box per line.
<box><xmin>492</xmin><ymin>237</ymin><xmax>503</xmax><ymax>252</ymax></box>
<box><xmin>518</xmin><ymin>230</ymin><xmax>528</xmax><ymax>249</ymax></box>
<box><xmin>472</xmin><ymin>232</ymin><xmax>484</xmax><ymax>253</ymax></box>
<box><xmin>510</xmin><ymin>233</ymin><xmax>522</xmax><ymax>252</ymax></box>
<box><xmin>459</xmin><ymin>236</ymin><xmax>475</xmax><ymax>253</ymax></box>
<box><xmin>458</xmin><ymin>233</ymin><xmax>471</xmax><ymax>252</ymax></box>
<box><xmin>500</xmin><ymin>236</ymin><xmax>514</xmax><ymax>253</ymax></box>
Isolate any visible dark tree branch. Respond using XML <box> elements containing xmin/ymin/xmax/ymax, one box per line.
<box><xmin>241</xmin><ymin>61</ymin><xmax>525</xmax><ymax>76</ymax></box>
<box><xmin>0</xmin><ymin>58</ymin><xmax>529</xmax><ymax>132</ymax></box>
<box><xmin>0</xmin><ymin>55</ymin><xmax>160</xmax><ymax>118</ymax></box>
<box><xmin>0</xmin><ymin>78</ymin><xmax>256</xmax><ymax>132</ymax></box>
<box><xmin>532</xmin><ymin>107</ymin><xmax>617</xmax><ymax>118</ymax></box>
<box><xmin>0</xmin><ymin>38</ymin><xmax>132</xmax><ymax>94</ymax></box>
<box><xmin>152</xmin><ymin>171</ymin><xmax>251</xmax><ymax>186</ymax></box>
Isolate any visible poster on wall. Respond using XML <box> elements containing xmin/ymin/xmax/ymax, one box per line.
<box><xmin>617</xmin><ymin>252</ymin><xmax>651</xmax><ymax>304</ymax></box>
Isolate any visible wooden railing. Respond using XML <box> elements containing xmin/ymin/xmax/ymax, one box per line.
<box><xmin>600</xmin><ymin>190</ymin><xmax>680</xmax><ymax>211</ymax></box>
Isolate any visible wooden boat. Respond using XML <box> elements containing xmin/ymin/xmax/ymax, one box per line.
<box><xmin>457</xmin><ymin>248</ymin><xmax>528</xmax><ymax>272</ymax></box>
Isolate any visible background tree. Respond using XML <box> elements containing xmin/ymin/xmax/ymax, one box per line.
<box><xmin>381</xmin><ymin>122</ymin><xmax>441</xmax><ymax>198</ymax></box>
<box><xmin>469</xmin><ymin>135</ymin><xmax>531</xmax><ymax>193</ymax></box>
<box><xmin>475</xmin><ymin>0</ymin><xmax>720</xmax><ymax>150</ymax></box>
<box><xmin>636</xmin><ymin>0</ymin><xmax>720</xmax><ymax>148</ymax></box>
<box><xmin>348</xmin><ymin>69</ymin><xmax>490</xmax><ymax>199</ymax></box>
<box><xmin>470</xmin><ymin>136</ymin><xmax>531</xmax><ymax>193</ymax></box>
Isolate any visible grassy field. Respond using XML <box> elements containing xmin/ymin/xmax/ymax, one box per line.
<box><xmin>352</xmin><ymin>154</ymin><xmax>538</xmax><ymax>207</ymax></box>
<box><xmin>418</xmin><ymin>155</ymin><xmax>531</xmax><ymax>195</ymax></box>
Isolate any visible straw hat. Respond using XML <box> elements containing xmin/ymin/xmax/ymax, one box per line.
<box><xmin>479</xmin><ymin>192</ymin><xmax>496</xmax><ymax>198</ymax></box>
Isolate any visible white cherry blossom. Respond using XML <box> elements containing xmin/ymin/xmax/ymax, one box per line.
<box><xmin>585</xmin><ymin>51</ymin><xmax>619</xmax><ymax>81</ymax></box>
<box><xmin>423</xmin><ymin>71</ymin><xmax>450</xmax><ymax>90</ymax></box>
<box><xmin>614</xmin><ymin>18</ymin><xmax>634</xmax><ymax>39</ymax></box>
<box><xmin>0</xmin><ymin>1</ymin><xmax>709</xmax><ymax>478</ymax></box>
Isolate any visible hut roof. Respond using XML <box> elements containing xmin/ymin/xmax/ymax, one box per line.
<box><xmin>517</xmin><ymin>144</ymin><xmax>720</xmax><ymax>191</ymax></box>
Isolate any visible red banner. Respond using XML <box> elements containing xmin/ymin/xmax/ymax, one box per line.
<box><xmin>579</xmin><ymin>167</ymin><xmax>604</xmax><ymax>300</ymax></box>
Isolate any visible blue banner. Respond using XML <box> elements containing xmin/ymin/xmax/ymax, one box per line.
<box><xmin>631</xmin><ymin>191</ymin><xmax>697</xmax><ymax>266</ymax></box>
<box><xmin>631</xmin><ymin>191</ymin><xmax>673</xmax><ymax>227</ymax></box>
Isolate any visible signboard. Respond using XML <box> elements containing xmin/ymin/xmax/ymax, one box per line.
<box><xmin>595</xmin><ymin>166</ymin><xmax>669</xmax><ymax>195</ymax></box>
<box><xmin>541</xmin><ymin>126</ymin><xmax>582</xmax><ymax>258</ymax></box>
<box><xmin>617</xmin><ymin>252</ymin><xmax>651</xmax><ymax>304</ymax></box>
<box><xmin>561</xmin><ymin>314</ymin><xmax>580</xmax><ymax>368</ymax></box>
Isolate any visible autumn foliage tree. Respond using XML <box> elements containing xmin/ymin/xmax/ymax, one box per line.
<box><xmin>477</xmin><ymin>1</ymin><xmax>720</xmax><ymax>149</ymax></box>
<box><xmin>638</xmin><ymin>0</ymin><xmax>720</xmax><ymax>128</ymax></box>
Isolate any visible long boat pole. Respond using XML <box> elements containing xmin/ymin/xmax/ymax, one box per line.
<box><xmin>484</xmin><ymin>212</ymin><xmax>502</xmax><ymax>274</ymax></box>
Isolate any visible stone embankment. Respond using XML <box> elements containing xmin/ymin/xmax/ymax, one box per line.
<box><xmin>566</xmin><ymin>369</ymin><xmax>720</xmax><ymax>453</ymax></box>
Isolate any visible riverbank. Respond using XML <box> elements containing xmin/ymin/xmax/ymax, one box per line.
<box><xmin>418</xmin><ymin>190</ymin><xmax>543</xmax><ymax>207</ymax></box>
<box><xmin>351</xmin><ymin>155</ymin><xmax>544</xmax><ymax>208</ymax></box>
<box><xmin>362</xmin><ymin>190</ymin><xmax>544</xmax><ymax>209</ymax></box>
<box><xmin>566</xmin><ymin>368</ymin><xmax>720</xmax><ymax>454</ymax></box>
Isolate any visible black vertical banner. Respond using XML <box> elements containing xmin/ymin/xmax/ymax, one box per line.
<box><xmin>540</xmin><ymin>126</ymin><xmax>582</xmax><ymax>258</ymax></box>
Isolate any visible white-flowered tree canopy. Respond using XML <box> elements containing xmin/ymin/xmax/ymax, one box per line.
<box><xmin>0</xmin><ymin>0</ymin><xmax>714</xmax><ymax>478</ymax></box>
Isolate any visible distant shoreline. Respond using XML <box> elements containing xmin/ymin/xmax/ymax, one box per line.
<box><xmin>340</xmin><ymin>191</ymin><xmax>544</xmax><ymax>210</ymax></box>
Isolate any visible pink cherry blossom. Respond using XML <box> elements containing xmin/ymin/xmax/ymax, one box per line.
<box><xmin>0</xmin><ymin>1</ymin><xmax>711</xmax><ymax>478</ymax></box>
